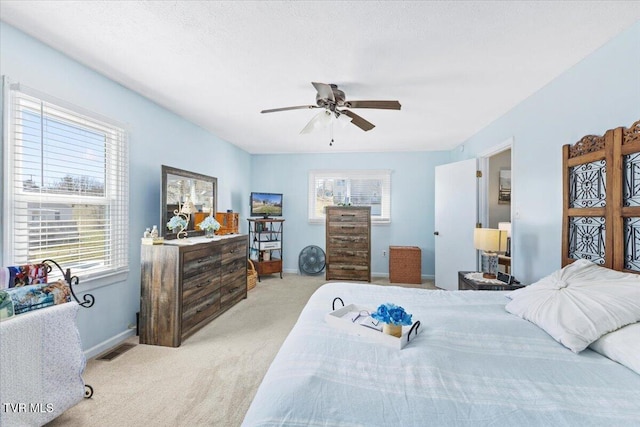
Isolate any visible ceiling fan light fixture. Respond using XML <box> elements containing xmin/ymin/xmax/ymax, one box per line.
<box><xmin>300</xmin><ymin>109</ymin><xmax>332</xmax><ymax>134</ymax></box>
<box><xmin>269</xmin><ymin>82</ymin><xmax>399</xmax><ymax>134</ymax></box>
<box><xmin>336</xmin><ymin>112</ymin><xmax>353</xmax><ymax>127</ymax></box>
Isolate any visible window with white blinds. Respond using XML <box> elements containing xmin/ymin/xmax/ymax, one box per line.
<box><xmin>308</xmin><ymin>169</ymin><xmax>391</xmax><ymax>223</ymax></box>
<box><xmin>3</xmin><ymin>81</ymin><xmax>129</xmax><ymax>281</ymax></box>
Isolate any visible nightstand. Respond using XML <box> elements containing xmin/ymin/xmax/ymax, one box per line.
<box><xmin>458</xmin><ymin>271</ymin><xmax>525</xmax><ymax>291</ymax></box>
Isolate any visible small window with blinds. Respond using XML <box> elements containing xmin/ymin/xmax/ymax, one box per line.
<box><xmin>3</xmin><ymin>81</ymin><xmax>129</xmax><ymax>282</ymax></box>
<box><xmin>308</xmin><ymin>169</ymin><xmax>391</xmax><ymax>223</ymax></box>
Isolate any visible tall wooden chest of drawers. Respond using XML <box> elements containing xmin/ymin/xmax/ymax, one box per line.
<box><xmin>325</xmin><ymin>206</ymin><xmax>371</xmax><ymax>282</ymax></box>
<box><xmin>139</xmin><ymin>235</ymin><xmax>247</xmax><ymax>347</ymax></box>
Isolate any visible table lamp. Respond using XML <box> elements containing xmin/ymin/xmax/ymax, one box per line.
<box><xmin>474</xmin><ymin>228</ymin><xmax>508</xmax><ymax>279</ymax></box>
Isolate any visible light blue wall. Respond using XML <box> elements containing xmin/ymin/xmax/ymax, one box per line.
<box><xmin>0</xmin><ymin>22</ymin><xmax>252</xmax><ymax>354</ymax></box>
<box><xmin>451</xmin><ymin>21</ymin><xmax>640</xmax><ymax>284</ymax></box>
<box><xmin>250</xmin><ymin>151</ymin><xmax>451</xmax><ymax>277</ymax></box>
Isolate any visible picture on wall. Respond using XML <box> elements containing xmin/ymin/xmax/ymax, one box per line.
<box><xmin>499</xmin><ymin>169</ymin><xmax>511</xmax><ymax>204</ymax></box>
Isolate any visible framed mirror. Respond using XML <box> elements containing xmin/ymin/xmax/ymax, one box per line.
<box><xmin>161</xmin><ymin>165</ymin><xmax>217</xmax><ymax>239</ymax></box>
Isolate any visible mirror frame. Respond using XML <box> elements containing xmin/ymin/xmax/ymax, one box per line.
<box><xmin>161</xmin><ymin>165</ymin><xmax>217</xmax><ymax>239</ymax></box>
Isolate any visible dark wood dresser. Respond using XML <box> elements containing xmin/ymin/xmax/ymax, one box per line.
<box><xmin>325</xmin><ymin>206</ymin><xmax>371</xmax><ymax>282</ymax></box>
<box><xmin>139</xmin><ymin>235</ymin><xmax>247</xmax><ymax>347</ymax></box>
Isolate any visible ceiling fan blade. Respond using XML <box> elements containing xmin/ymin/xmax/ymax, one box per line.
<box><xmin>311</xmin><ymin>82</ymin><xmax>335</xmax><ymax>102</ymax></box>
<box><xmin>344</xmin><ymin>100</ymin><xmax>401</xmax><ymax>110</ymax></box>
<box><xmin>341</xmin><ymin>109</ymin><xmax>375</xmax><ymax>132</ymax></box>
<box><xmin>261</xmin><ymin>105</ymin><xmax>318</xmax><ymax>114</ymax></box>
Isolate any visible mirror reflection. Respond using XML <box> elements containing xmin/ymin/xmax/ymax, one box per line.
<box><xmin>161</xmin><ymin>165</ymin><xmax>217</xmax><ymax>239</ymax></box>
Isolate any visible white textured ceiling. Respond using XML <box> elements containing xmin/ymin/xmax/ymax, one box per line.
<box><xmin>1</xmin><ymin>1</ymin><xmax>639</xmax><ymax>154</ymax></box>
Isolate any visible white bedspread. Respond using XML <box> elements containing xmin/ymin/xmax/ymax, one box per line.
<box><xmin>0</xmin><ymin>302</ymin><xmax>86</xmax><ymax>426</ymax></box>
<box><xmin>243</xmin><ymin>282</ymin><xmax>640</xmax><ymax>426</ymax></box>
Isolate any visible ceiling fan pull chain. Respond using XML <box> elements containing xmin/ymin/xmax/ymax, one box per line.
<box><xmin>330</xmin><ymin>120</ymin><xmax>334</xmax><ymax>146</ymax></box>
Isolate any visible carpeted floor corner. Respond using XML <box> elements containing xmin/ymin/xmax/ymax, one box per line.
<box><xmin>47</xmin><ymin>274</ymin><xmax>435</xmax><ymax>427</ymax></box>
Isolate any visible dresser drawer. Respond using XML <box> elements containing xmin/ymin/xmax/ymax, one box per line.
<box><xmin>182</xmin><ymin>270</ymin><xmax>222</xmax><ymax>304</ymax></box>
<box><xmin>326</xmin><ymin>265</ymin><xmax>369</xmax><ymax>280</ymax></box>
<box><xmin>327</xmin><ymin>250</ymin><xmax>370</xmax><ymax>265</ymax></box>
<box><xmin>183</xmin><ymin>247</ymin><xmax>221</xmax><ymax>279</ymax></box>
<box><xmin>220</xmin><ymin>276</ymin><xmax>246</xmax><ymax>308</ymax></box>
<box><xmin>327</xmin><ymin>235</ymin><xmax>370</xmax><ymax>249</ymax></box>
<box><xmin>326</xmin><ymin>209</ymin><xmax>370</xmax><ymax>223</ymax></box>
<box><xmin>221</xmin><ymin>238</ymin><xmax>246</xmax><ymax>264</ymax></box>
<box><xmin>327</xmin><ymin>222</ymin><xmax>369</xmax><ymax>236</ymax></box>
<box><xmin>255</xmin><ymin>259</ymin><xmax>282</xmax><ymax>275</ymax></box>
<box><xmin>221</xmin><ymin>257</ymin><xmax>246</xmax><ymax>282</ymax></box>
<box><xmin>181</xmin><ymin>290</ymin><xmax>221</xmax><ymax>336</ymax></box>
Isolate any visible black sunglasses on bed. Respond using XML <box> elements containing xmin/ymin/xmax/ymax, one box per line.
<box><xmin>351</xmin><ymin>310</ymin><xmax>379</xmax><ymax>326</ymax></box>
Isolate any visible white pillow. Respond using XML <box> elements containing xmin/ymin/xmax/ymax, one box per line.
<box><xmin>590</xmin><ymin>323</ymin><xmax>640</xmax><ymax>375</ymax></box>
<box><xmin>505</xmin><ymin>259</ymin><xmax>640</xmax><ymax>352</ymax></box>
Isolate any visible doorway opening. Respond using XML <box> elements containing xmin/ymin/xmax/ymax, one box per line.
<box><xmin>478</xmin><ymin>137</ymin><xmax>513</xmax><ymax>274</ymax></box>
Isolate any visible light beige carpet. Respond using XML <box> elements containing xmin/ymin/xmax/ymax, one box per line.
<box><xmin>47</xmin><ymin>274</ymin><xmax>435</xmax><ymax>427</ymax></box>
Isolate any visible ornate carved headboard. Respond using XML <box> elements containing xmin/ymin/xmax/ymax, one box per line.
<box><xmin>562</xmin><ymin>119</ymin><xmax>640</xmax><ymax>272</ymax></box>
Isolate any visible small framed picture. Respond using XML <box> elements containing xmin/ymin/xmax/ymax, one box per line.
<box><xmin>499</xmin><ymin>169</ymin><xmax>511</xmax><ymax>204</ymax></box>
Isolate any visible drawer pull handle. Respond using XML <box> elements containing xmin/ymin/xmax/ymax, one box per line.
<box><xmin>228</xmin><ymin>287</ymin><xmax>239</xmax><ymax>293</ymax></box>
<box><xmin>197</xmin><ymin>256</ymin><xmax>214</xmax><ymax>264</ymax></box>
<box><xmin>196</xmin><ymin>303</ymin><xmax>212</xmax><ymax>313</ymax></box>
<box><xmin>341</xmin><ymin>214</ymin><xmax>356</xmax><ymax>217</ymax></box>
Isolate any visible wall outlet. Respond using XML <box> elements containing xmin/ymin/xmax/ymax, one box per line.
<box><xmin>382</xmin><ymin>250</ymin><xmax>387</xmax><ymax>257</ymax></box>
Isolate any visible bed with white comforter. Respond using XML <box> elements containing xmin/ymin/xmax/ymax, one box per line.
<box><xmin>242</xmin><ymin>281</ymin><xmax>640</xmax><ymax>426</ymax></box>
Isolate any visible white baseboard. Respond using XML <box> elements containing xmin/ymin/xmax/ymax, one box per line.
<box><xmin>84</xmin><ymin>328</ymin><xmax>136</xmax><ymax>359</ymax></box>
<box><xmin>372</xmin><ymin>273</ymin><xmax>435</xmax><ymax>280</ymax></box>
<box><xmin>282</xmin><ymin>269</ymin><xmax>434</xmax><ymax>281</ymax></box>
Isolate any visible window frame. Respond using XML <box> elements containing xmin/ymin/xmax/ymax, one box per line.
<box><xmin>2</xmin><ymin>78</ymin><xmax>130</xmax><ymax>286</ymax></box>
<box><xmin>308</xmin><ymin>169</ymin><xmax>391</xmax><ymax>224</ymax></box>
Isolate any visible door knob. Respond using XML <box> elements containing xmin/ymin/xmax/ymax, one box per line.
<box><xmin>433</xmin><ymin>231</ymin><xmax>439</xmax><ymax>236</ymax></box>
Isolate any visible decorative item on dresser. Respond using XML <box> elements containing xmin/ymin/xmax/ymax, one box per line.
<box><xmin>215</xmin><ymin>211</ymin><xmax>239</xmax><ymax>235</ymax></box>
<box><xmin>139</xmin><ymin>235</ymin><xmax>247</xmax><ymax>347</ymax></box>
<box><xmin>325</xmin><ymin>206</ymin><xmax>371</xmax><ymax>282</ymax></box>
<box><xmin>248</xmin><ymin>218</ymin><xmax>284</xmax><ymax>281</ymax></box>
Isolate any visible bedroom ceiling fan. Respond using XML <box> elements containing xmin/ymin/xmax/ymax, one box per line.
<box><xmin>261</xmin><ymin>82</ymin><xmax>401</xmax><ymax>133</ymax></box>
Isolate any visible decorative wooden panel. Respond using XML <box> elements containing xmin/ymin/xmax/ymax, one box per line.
<box><xmin>562</xmin><ymin>119</ymin><xmax>640</xmax><ymax>273</ymax></box>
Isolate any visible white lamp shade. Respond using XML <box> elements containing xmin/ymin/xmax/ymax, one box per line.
<box><xmin>474</xmin><ymin>228</ymin><xmax>508</xmax><ymax>253</ymax></box>
<box><xmin>337</xmin><ymin>112</ymin><xmax>353</xmax><ymax>127</ymax></box>
<box><xmin>498</xmin><ymin>222</ymin><xmax>512</xmax><ymax>238</ymax></box>
<box><xmin>300</xmin><ymin>110</ymin><xmax>332</xmax><ymax>134</ymax></box>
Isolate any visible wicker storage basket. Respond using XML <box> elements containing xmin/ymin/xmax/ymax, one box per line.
<box><xmin>247</xmin><ymin>259</ymin><xmax>258</xmax><ymax>291</ymax></box>
<box><xmin>389</xmin><ymin>246</ymin><xmax>421</xmax><ymax>284</ymax></box>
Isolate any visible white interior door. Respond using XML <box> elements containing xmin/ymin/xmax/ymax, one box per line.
<box><xmin>434</xmin><ymin>159</ymin><xmax>478</xmax><ymax>290</ymax></box>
